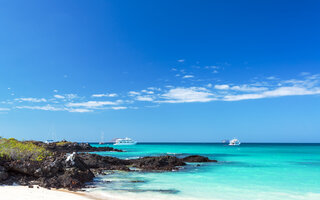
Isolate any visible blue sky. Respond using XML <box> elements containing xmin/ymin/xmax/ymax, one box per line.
<box><xmin>0</xmin><ymin>0</ymin><xmax>320</xmax><ymax>142</ymax></box>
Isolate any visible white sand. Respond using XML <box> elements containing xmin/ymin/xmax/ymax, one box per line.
<box><xmin>0</xmin><ymin>186</ymin><xmax>93</xmax><ymax>200</ymax></box>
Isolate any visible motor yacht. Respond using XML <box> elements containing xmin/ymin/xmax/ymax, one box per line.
<box><xmin>114</xmin><ymin>137</ymin><xmax>137</xmax><ymax>145</ymax></box>
<box><xmin>229</xmin><ymin>138</ymin><xmax>241</xmax><ymax>146</ymax></box>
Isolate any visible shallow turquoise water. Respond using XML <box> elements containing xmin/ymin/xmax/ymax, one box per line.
<box><xmin>88</xmin><ymin>143</ymin><xmax>320</xmax><ymax>200</ymax></box>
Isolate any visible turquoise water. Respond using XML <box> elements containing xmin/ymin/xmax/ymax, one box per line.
<box><xmin>88</xmin><ymin>143</ymin><xmax>320</xmax><ymax>200</ymax></box>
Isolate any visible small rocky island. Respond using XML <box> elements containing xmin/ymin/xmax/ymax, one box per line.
<box><xmin>0</xmin><ymin>138</ymin><xmax>217</xmax><ymax>190</ymax></box>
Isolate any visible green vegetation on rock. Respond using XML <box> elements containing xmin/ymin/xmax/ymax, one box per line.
<box><xmin>55</xmin><ymin>141</ymin><xmax>72</xmax><ymax>146</ymax></box>
<box><xmin>0</xmin><ymin>138</ymin><xmax>51</xmax><ymax>161</ymax></box>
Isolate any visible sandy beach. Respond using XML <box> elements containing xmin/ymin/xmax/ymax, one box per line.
<box><xmin>0</xmin><ymin>186</ymin><xmax>94</xmax><ymax>200</ymax></box>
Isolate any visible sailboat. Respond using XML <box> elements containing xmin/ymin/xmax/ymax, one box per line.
<box><xmin>99</xmin><ymin>132</ymin><xmax>105</xmax><ymax>144</ymax></box>
<box><xmin>45</xmin><ymin>125</ymin><xmax>56</xmax><ymax>144</ymax></box>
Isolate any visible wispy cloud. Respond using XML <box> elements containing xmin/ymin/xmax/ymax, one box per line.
<box><xmin>128</xmin><ymin>91</ymin><xmax>140</xmax><ymax>96</ymax></box>
<box><xmin>66</xmin><ymin>100</ymin><xmax>121</xmax><ymax>108</ymax></box>
<box><xmin>223</xmin><ymin>86</ymin><xmax>320</xmax><ymax>101</ymax></box>
<box><xmin>68</xmin><ymin>108</ymin><xmax>93</xmax><ymax>113</ymax></box>
<box><xmin>136</xmin><ymin>96</ymin><xmax>154</xmax><ymax>102</ymax></box>
<box><xmin>141</xmin><ymin>90</ymin><xmax>154</xmax><ymax>94</ymax></box>
<box><xmin>91</xmin><ymin>93</ymin><xmax>118</xmax><ymax>98</ymax></box>
<box><xmin>159</xmin><ymin>87</ymin><xmax>215</xmax><ymax>103</ymax></box>
<box><xmin>147</xmin><ymin>87</ymin><xmax>161</xmax><ymax>91</ymax></box>
<box><xmin>16</xmin><ymin>105</ymin><xmax>63</xmax><ymax>111</ymax></box>
<box><xmin>54</xmin><ymin>94</ymin><xmax>65</xmax><ymax>99</ymax></box>
<box><xmin>230</xmin><ymin>85</ymin><xmax>268</xmax><ymax>92</ymax></box>
<box><xmin>15</xmin><ymin>98</ymin><xmax>47</xmax><ymax>103</ymax></box>
<box><xmin>214</xmin><ymin>84</ymin><xmax>268</xmax><ymax>92</ymax></box>
<box><xmin>214</xmin><ymin>84</ymin><xmax>230</xmax><ymax>90</ymax></box>
<box><xmin>4</xmin><ymin>72</ymin><xmax>320</xmax><ymax>113</ymax></box>
<box><xmin>183</xmin><ymin>75</ymin><xmax>194</xmax><ymax>79</ymax></box>
<box><xmin>65</xmin><ymin>94</ymin><xmax>79</xmax><ymax>100</ymax></box>
<box><xmin>111</xmin><ymin>106</ymin><xmax>127</xmax><ymax>110</ymax></box>
<box><xmin>177</xmin><ymin>59</ymin><xmax>185</xmax><ymax>63</ymax></box>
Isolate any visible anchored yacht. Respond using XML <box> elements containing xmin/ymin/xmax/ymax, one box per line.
<box><xmin>229</xmin><ymin>138</ymin><xmax>241</xmax><ymax>146</ymax></box>
<box><xmin>114</xmin><ymin>137</ymin><xmax>137</xmax><ymax>145</ymax></box>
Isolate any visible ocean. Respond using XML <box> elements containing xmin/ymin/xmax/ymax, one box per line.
<box><xmin>87</xmin><ymin>143</ymin><xmax>320</xmax><ymax>200</ymax></box>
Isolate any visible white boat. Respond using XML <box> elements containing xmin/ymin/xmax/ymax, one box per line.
<box><xmin>229</xmin><ymin>138</ymin><xmax>241</xmax><ymax>146</ymax></box>
<box><xmin>99</xmin><ymin>132</ymin><xmax>105</xmax><ymax>144</ymax></box>
<box><xmin>114</xmin><ymin>137</ymin><xmax>137</xmax><ymax>145</ymax></box>
<box><xmin>45</xmin><ymin>139</ymin><xmax>54</xmax><ymax>144</ymax></box>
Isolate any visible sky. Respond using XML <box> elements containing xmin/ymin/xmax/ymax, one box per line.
<box><xmin>0</xmin><ymin>0</ymin><xmax>320</xmax><ymax>142</ymax></box>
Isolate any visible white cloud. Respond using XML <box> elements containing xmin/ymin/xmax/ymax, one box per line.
<box><xmin>65</xmin><ymin>94</ymin><xmax>78</xmax><ymax>99</ymax></box>
<box><xmin>136</xmin><ymin>96</ymin><xmax>154</xmax><ymax>102</ymax></box>
<box><xmin>15</xmin><ymin>98</ymin><xmax>47</xmax><ymax>103</ymax></box>
<box><xmin>141</xmin><ymin>90</ymin><xmax>154</xmax><ymax>94</ymax></box>
<box><xmin>205</xmin><ymin>65</ymin><xmax>219</xmax><ymax>69</ymax></box>
<box><xmin>147</xmin><ymin>87</ymin><xmax>161</xmax><ymax>91</ymax></box>
<box><xmin>54</xmin><ymin>94</ymin><xmax>65</xmax><ymax>99</ymax></box>
<box><xmin>224</xmin><ymin>86</ymin><xmax>320</xmax><ymax>101</ymax></box>
<box><xmin>92</xmin><ymin>94</ymin><xmax>106</xmax><ymax>98</ymax></box>
<box><xmin>230</xmin><ymin>85</ymin><xmax>268</xmax><ymax>92</ymax></box>
<box><xmin>53</xmin><ymin>90</ymin><xmax>58</xmax><ymax>93</ymax></box>
<box><xmin>214</xmin><ymin>85</ymin><xmax>230</xmax><ymax>90</ymax></box>
<box><xmin>67</xmin><ymin>108</ymin><xmax>93</xmax><ymax>113</ymax></box>
<box><xmin>16</xmin><ymin>105</ymin><xmax>63</xmax><ymax>111</ymax></box>
<box><xmin>214</xmin><ymin>84</ymin><xmax>267</xmax><ymax>92</ymax></box>
<box><xmin>111</xmin><ymin>106</ymin><xmax>127</xmax><ymax>110</ymax></box>
<box><xmin>183</xmin><ymin>75</ymin><xmax>194</xmax><ymax>79</ymax></box>
<box><xmin>300</xmin><ymin>72</ymin><xmax>310</xmax><ymax>76</ymax></box>
<box><xmin>206</xmin><ymin>83</ymin><xmax>213</xmax><ymax>88</ymax></box>
<box><xmin>266</xmin><ymin>76</ymin><xmax>277</xmax><ymax>80</ymax></box>
<box><xmin>66</xmin><ymin>101</ymin><xmax>119</xmax><ymax>108</ymax></box>
<box><xmin>160</xmin><ymin>87</ymin><xmax>215</xmax><ymax>103</ymax></box>
<box><xmin>128</xmin><ymin>91</ymin><xmax>140</xmax><ymax>96</ymax></box>
<box><xmin>91</xmin><ymin>93</ymin><xmax>118</xmax><ymax>98</ymax></box>
<box><xmin>0</xmin><ymin>108</ymin><xmax>10</xmax><ymax>111</ymax></box>
<box><xmin>108</xmin><ymin>93</ymin><xmax>118</xmax><ymax>97</ymax></box>
<box><xmin>177</xmin><ymin>59</ymin><xmax>185</xmax><ymax>63</ymax></box>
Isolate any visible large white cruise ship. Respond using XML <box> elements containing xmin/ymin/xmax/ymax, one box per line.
<box><xmin>113</xmin><ymin>137</ymin><xmax>137</xmax><ymax>145</ymax></box>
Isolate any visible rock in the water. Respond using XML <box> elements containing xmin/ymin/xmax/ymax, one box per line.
<box><xmin>131</xmin><ymin>155</ymin><xmax>186</xmax><ymax>171</ymax></box>
<box><xmin>182</xmin><ymin>155</ymin><xmax>217</xmax><ymax>163</ymax></box>
<box><xmin>79</xmin><ymin>153</ymin><xmax>130</xmax><ymax>171</ymax></box>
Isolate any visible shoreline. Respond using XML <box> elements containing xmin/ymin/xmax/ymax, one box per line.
<box><xmin>0</xmin><ymin>185</ymin><xmax>145</xmax><ymax>200</ymax></box>
<box><xmin>0</xmin><ymin>185</ymin><xmax>98</xmax><ymax>200</ymax></box>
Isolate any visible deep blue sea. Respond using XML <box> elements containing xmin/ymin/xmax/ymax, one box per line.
<box><xmin>86</xmin><ymin>143</ymin><xmax>320</xmax><ymax>200</ymax></box>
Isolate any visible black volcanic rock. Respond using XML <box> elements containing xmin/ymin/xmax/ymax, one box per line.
<box><xmin>1</xmin><ymin>152</ymin><xmax>95</xmax><ymax>190</ymax></box>
<box><xmin>7</xmin><ymin>160</ymin><xmax>42</xmax><ymax>176</ymax></box>
<box><xmin>36</xmin><ymin>142</ymin><xmax>123</xmax><ymax>153</ymax></box>
<box><xmin>131</xmin><ymin>155</ymin><xmax>186</xmax><ymax>171</ymax></box>
<box><xmin>0</xmin><ymin>165</ymin><xmax>8</xmax><ymax>181</ymax></box>
<box><xmin>79</xmin><ymin>153</ymin><xmax>131</xmax><ymax>171</ymax></box>
<box><xmin>79</xmin><ymin>154</ymin><xmax>188</xmax><ymax>172</ymax></box>
<box><xmin>182</xmin><ymin>155</ymin><xmax>217</xmax><ymax>163</ymax></box>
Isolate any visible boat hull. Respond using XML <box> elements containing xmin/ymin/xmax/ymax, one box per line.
<box><xmin>114</xmin><ymin>142</ymin><xmax>137</xmax><ymax>145</ymax></box>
